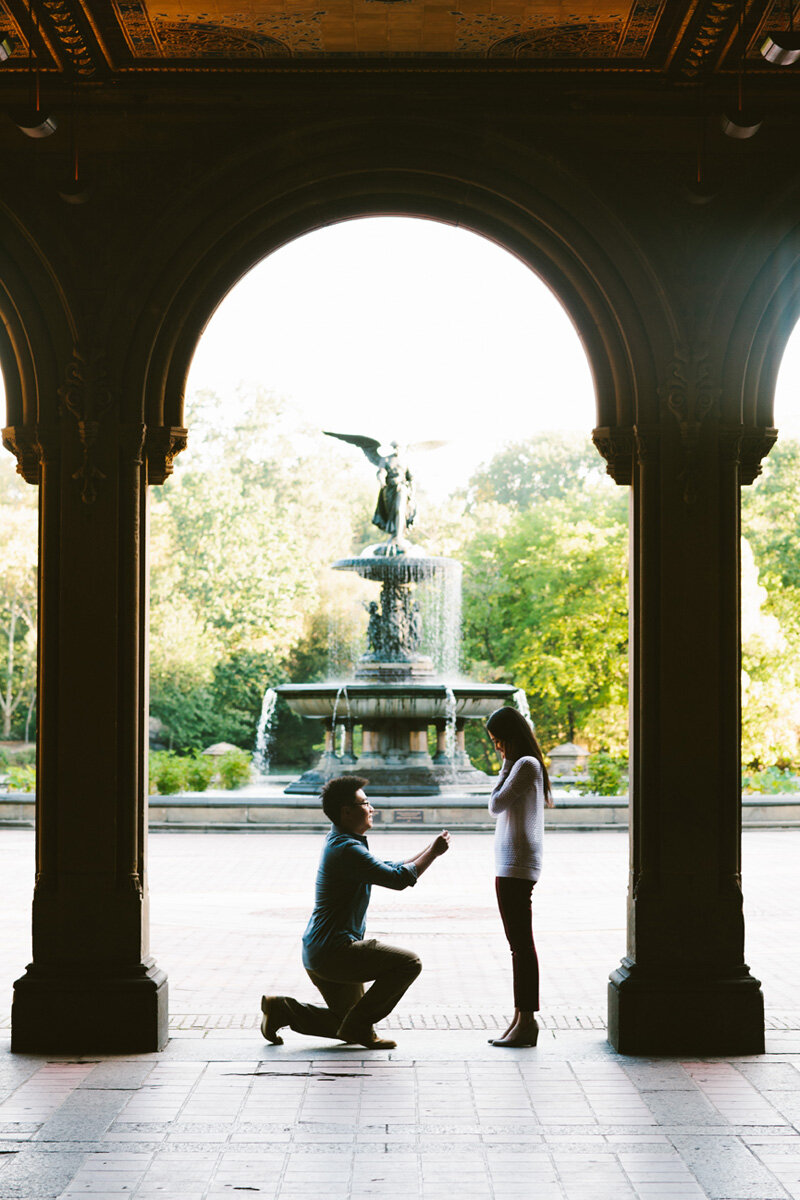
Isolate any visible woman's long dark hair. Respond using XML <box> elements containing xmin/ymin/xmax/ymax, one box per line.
<box><xmin>486</xmin><ymin>706</ymin><xmax>553</xmax><ymax>806</ymax></box>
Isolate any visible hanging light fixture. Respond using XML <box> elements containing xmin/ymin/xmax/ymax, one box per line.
<box><xmin>14</xmin><ymin>0</ymin><xmax>57</xmax><ymax>137</ymax></box>
<box><xmin>58</xmin><ymin>82</ymin><xmax>88</xmax><ymax>203</ymax></box>
<box><xmin>722</xmin><ymin>0</ymin><xmax>762</xmax><ymax>138</ymax></box>
<box><xmin>761</xmin><ymin>0</ymin><xmax>800</xmax><ymax>64</ymax></box>
<box><xmin>685</xmin><ymin>80</ymin><xmax>717</xmax><ymax>203</ymax></box>
<box><xmin>0</xmin><ymin>35</ymin><xmax>14</xmax><ymax>61</ymax></box>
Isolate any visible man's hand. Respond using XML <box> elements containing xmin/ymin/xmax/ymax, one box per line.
<box><xmin>405</xmin><ymin>830</ymin><xmax>451</xmax><ymax>877</ymax></box>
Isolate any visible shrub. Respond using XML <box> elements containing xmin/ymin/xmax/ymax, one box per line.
<box><xmin>742</xmin><ymin>765</ymin><xmax>799</xmax><ymax>795</ymax></box>
<box><xmin>150</xmin><ymin>752</ymin><xmax>188</xmax><ymax>795</ymax></box>
<box><xmin>185</xmin><ymin>752</ymin><xmax>215</xmax><ymax>792</ymax></box>
<box><xmin>580</xmin><ymin>751</ymin><xmax>627</xmax><ymax>797</ymax></box>
<box><xmin>0</xmin><ymin>749</ymin><xmax>7</xmax><ymax>770</ymax></box>
<box><xmin>217</xmin><ymin>748</ymin><xmax>252</xmax><ymax>790</ymax></box>
<box><xmin>6</xmin><ymin>764</ymin><xmax>36</xmax><ymax>793</ymax></box>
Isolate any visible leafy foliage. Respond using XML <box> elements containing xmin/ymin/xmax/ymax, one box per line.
<box><xmin>5</xmin><ymin>763</ymin><xmax>36</xmax><ymax>793</ymax></box>
<box><xmin>150</xmin><ymin>752</ymin><xmax>188</xmax><ymax>795</ymax></box>
<box><xmin>185</xmin><ymin>751</ymin><xmax>216</xmax><ymax>792</ymax></box>
<box><xmin>741</xmin><ymin>765</ymin><xmax>799</xmax><ymax>795</ymax></box>
<box><xmin>466</xmin><ymin>432</ymin><xmax>611</xmax><ymax>509</ymax></box>
<box><xmin>148</xmin><ymin>388</ymin><xmax>372</xmax><ymax>758</ymax></box>
<box><xmin>217</xmin><ymin>748</ymin><xmax>252</xmax><ymax>789</ymax></box>
<box><xmin>580</xmin><ymin>751</ymin><xmax>628</xmax><ymax>797</ymax></box>
<box><xmin>0</xmin><ymin>462</ymin><xmax>37</xmax><ymax>740</ymax></box>
<box><xmin>458</xmin><ymin>448</ymin><xmax>628</xmax><ymax>749</ymax></box>
<box><xmin>741</xmin><ymin>444</ymin><xmax>800</xmax><ymax>767</ymax></box>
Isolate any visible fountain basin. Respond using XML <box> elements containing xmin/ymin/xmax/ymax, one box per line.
<box><xmin>277</xmin><ymin>681</ymin><xmax>516</xmax><ymax>721</ymax></box>
<box><xmin>333</xmin><ymin>548</ymin><xmax>461</xmax><ymax>585</ymax></box>
<box><xmin>276</xmin><ymin>680</ymin><xmax>517</xmax><ymax>796</ymax></box>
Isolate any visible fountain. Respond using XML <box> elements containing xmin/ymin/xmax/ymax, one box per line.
<box><xmin>254</xmin><ymin>687</ymin><xmax>278</xmax><ymax>776</ymax></box>
<box><xmin>277</xmin><ymin>432</ymin><xmax>518</xmax><ymax>795</ymax></box>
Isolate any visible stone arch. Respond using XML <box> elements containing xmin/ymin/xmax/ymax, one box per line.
<box><xmin>0</xmin><ymin>203</ymin><xmax>77</xmax><ymax>431</ymax></box>
<box><xmin>721</xmin><ymin>218</ymin><xmax>800</xmax><ymax>432</ymax></box>
<box><xmin>118</xmin><ymin>118</ymin><xmax>677</xmax><ymax>447</ymax></box>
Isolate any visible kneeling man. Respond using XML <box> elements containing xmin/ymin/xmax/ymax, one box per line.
<box><xmin>261</xmin><ymin>775</ymin><xmax>450</xmax><ymax>1049</ymax></box>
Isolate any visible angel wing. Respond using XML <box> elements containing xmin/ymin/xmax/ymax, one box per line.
<box><xmin>323</xmin><ymin>431</ymin><xmax>384</xmax><ymax>468</ymax></box>
<box><xmin>408</xmin><ymin>440</ymin><xmax>448</xmax><ymax>453</ymax></box>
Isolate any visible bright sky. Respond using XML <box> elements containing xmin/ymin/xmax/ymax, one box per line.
<box><xmin>186</xmin><ymin>217</ymin><xmax>596</xmax><ymax>496</ymax></box>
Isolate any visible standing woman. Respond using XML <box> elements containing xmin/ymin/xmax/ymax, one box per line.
<box><xmin>486</xmin><ymin>706</ymin><xmax>553</xmax><ymax>1047</ymax></box>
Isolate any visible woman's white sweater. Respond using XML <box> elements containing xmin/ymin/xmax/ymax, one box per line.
<box><xmin>488</xmin><ymin>756</ymin><xmax>544</xmax><ymax>881</ymax></box>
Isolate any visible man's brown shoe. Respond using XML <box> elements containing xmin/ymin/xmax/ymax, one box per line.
<box><xmin>260</xmin><ymin>995</ymin><xmax>290</xmax><ymax>1044</ymax></box>
<box><xmin>337</xmin><ymin>1019</ymin><xmax>396</xmax><ymax>1049</ymax></box>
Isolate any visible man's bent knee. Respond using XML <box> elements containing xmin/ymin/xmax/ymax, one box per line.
<box><xmin>402</xmin><ymin>953</ymin><xmax>422</xmax><ymax>980</ymax></box>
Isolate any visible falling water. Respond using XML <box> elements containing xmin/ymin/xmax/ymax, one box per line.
<box><xmin>418</xmin><ymin>560</ymin><xmax>463</xmax><ymax>677</ymax></box>
<box><xmin>254</xmin><ymin>687</ymin><xmax>278</xmax><ymax>776</ymax></box>
<box><xmin>513</xmin><ymin>688</ymin><xmax>533</xmax><ymax>728</ymax></box>
<box><xmin>330</xmin><ymin>684</ymin><xmax>352</xmax><ymax>758</ymax></box>
<box><xmin>443</xmin><ymin>685</ymin><xmax>457</xmax><ymax>773</ymax></box>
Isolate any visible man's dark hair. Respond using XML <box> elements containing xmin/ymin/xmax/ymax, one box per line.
<box><xmin>320</xmin><ymin>775</ymin><xmax>369</xmax><ymax>824</ymax></box>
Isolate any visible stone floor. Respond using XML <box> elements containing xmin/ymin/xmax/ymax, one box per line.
<box><xmin>1</xmin><ymin>827</ymin><xmax>800</xmax><ymax>1199</ymax></box>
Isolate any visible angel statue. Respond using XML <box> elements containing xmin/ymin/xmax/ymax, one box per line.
<box><xmin>324</xmin><ymin>432</ymin><xmax>446</xmax><ymax>550</ymax></box>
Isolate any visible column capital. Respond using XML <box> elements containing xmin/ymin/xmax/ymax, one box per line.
<box><xmin>738</xmin><ymin>425</ymin><xmax>778</xmax><ymax>485</ymax></box>
<box><xmin>592</xmin><ymin>425</ymin><xmax>635</xmax><ymax>485</ymax></box>
<box><xmin>2</xmin><ymin>423</ymin><xmax>63</xmax><ymax>482</ymax></box>
<box><xmin>145</xmin><ymin>425</ymin><xmax>188</xmax><ymax>484</ymax></box>
<box><xmin>2</xmin><ymin>424</ymin><xmax>42</xmax><ymax>483</ymax></box>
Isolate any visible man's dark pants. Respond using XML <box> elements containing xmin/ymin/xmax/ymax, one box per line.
<box><xmin>286</xmin><ymin>939</ymin><xmax>422</xmax><ymax>1039</ymax></box>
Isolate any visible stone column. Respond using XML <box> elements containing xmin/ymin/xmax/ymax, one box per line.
<box><xmin>341</xmin><ymin>724</ymin><xmax>357</xmax><ymax>764</ymax></box>
<box><xmin>596</xmin><ymin>404</ymin><xmax>775</xmax><ymax>1055</ymax></box>
<box><xmin>433</xmin><ymin>720</ymin><xmax>450</xmax><ymax>763</ymax></box>
<box><xmin>9</xmin><ymin>353</ymin><xmax>174</xmax><ymax>1054</ymax></box>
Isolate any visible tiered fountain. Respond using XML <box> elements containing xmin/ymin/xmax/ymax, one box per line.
<box><xmin>277</xmin><ymin>433</ymin><xmax>517</xmax><ymax>795</ymax></box>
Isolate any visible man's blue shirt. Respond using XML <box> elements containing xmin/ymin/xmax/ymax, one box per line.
<box><xmin>302</xmin><ymin>825</ymin><xmax>418</xmax><ymax>970</ymax></box>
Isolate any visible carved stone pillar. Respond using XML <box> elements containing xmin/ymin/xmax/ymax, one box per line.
<box><xmin>9</xmin><ymin>351</ymin><xmax>171</xmax><ymax>1053</ymax></box>
<box><xmin>595</xmin><ymin>403</ymin><xmax>775</xmax><ymax>1055</ymax></box>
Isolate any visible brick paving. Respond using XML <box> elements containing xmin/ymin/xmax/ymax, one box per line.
<box><xmin>0</xmin><ymin>828</ymin><xmax>799</xmax><ymax>1198</ymax></box>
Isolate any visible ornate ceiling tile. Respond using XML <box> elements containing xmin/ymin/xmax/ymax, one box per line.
<box><xmin>106</xmin><ymin>0</ymin><xmax>670</xmax><ymax>62</ymax></box>
<box><xmin>0</xmin><ymin>1</ymin><xmax>785</xmax><ymax>69</ymax></box>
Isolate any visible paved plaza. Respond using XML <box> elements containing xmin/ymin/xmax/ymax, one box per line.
<box><xmin>1</xmin><ymin>827</ymin><xmax>800</xmax><ymax>1199</ymax></box>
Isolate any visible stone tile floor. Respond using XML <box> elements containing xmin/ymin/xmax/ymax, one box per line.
<box><xmin>0</xmin><ymin>827</ymin><xmax>800</xmax><ymax>1198</ymax></box>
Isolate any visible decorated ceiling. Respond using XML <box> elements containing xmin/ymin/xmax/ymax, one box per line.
<box><xmin>0</xmin><ymin>0</ymin><xmax>795</xmax><ymax>71</ymax></box>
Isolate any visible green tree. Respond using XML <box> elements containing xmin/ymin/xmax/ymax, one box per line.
<box><xmin>148</xmin><ymin>387</ymin><xmax>373</xmax><ymax>753</ymax></box>
<box><xmin>0</xmin><ymin>464</ymin><xmax>37</xmax><ymax>740</ymax></box>
<box><xmin>459</xmin><ymin>468</ymin><xmax>628</xmax><ymax>750</ymax></box>
<box><xmin>466</xmin><ymin>432</ymin><xmax>614</xmax><ymax>509</ymax></box>
<box><xmin>742</xmin><ymin>438</ymin><xmax>800</xmax><ymax>592</ymax></box>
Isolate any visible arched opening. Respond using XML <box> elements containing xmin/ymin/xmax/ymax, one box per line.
<box><xmin>147</xmin><ymin>215</ymin><xmax>629</xmax><ymax>1036</ymax></box>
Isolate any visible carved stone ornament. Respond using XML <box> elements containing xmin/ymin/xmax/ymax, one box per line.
<box><xmin>592</xmin><ymin>426</ymin><xmax>635</xmax><ymax>486</ymax></box>
<box><xmin>1</xmin><ymin>423</ymin><xmax>62</xmax><ymax>483</ymax></box>
<box><xmin>144</xmin><ymin>426</ymin><xmax>188</xmax><ymax>484</ymax></box>
<box><xmin>2</xmin><ymin>425</ymin><xmax>42</xmax><ymax>484</ymax></box>
<box><xmin>658</xmin><ymin>344</ymin><xmax>720</xmax><ymax>507</ymax></box>
<box><xmin>737</xmin><ymin>426</ymin><xmax>778</xmax><ymax>485</ymax></box>
<box><xmin>58</xmin><ymin>349</ymin><xmax>113</xmax><ymax>505</ymax></box>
